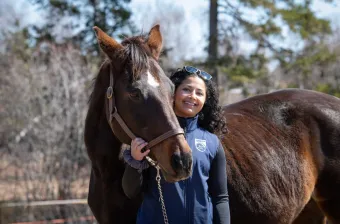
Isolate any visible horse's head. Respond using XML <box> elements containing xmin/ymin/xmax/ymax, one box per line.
<box><xmin>93</xmin><ymin>25</ymin><xmax>192</xmax><ymax>182</ymax></box>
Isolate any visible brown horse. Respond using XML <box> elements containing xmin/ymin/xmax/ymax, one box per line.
<box><xmin>85</xmin><ymin>27</ymin><xmax>340</xmax><ymax>223</ymax></box>
<box><xmin>222</xmin><ymin>89</ymin><xmax>340</xmax><ymax>223</ymax></box>
<box><xmin>84</xmin><ymin>25</ymin><xmax>193</xmax><ymax>223</ymax></box>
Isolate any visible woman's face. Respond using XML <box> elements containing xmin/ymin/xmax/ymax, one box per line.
<box><xmin>174</xmin><ymin>75</ymin><xmax>207</xmax><ymax>118</ymax></box>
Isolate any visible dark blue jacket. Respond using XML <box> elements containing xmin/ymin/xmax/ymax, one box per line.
<box><xmin>123</xmin><ymin>116</ymin><xmax>230</xmax><ymax>224</ymax></box>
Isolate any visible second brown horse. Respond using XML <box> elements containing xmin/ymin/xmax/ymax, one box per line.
<box><xmin>222</xmin><ymin>89</ymin><xmax>340</xmax><ymax>223</ymax></box>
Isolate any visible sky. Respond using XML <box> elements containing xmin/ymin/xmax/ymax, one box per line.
<box><xmin>130</xmin><ymin>0</ymin><xmax>209</xmax><ymax>59</ymax></box>
<box><xmin>129</xmin><ymin>0</ymin><xmax>340</xmax><ymax>59</ymax></box>
<box><xmin>6</xmin><ymin>0</ymin><xmax>340</xmax><ymax>61</ymax></box>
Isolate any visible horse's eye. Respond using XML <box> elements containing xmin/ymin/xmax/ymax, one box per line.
<box><xmin>129</xmin><ymin>89</ymin><xmax>141</xmax><ymax>99</ymax></box>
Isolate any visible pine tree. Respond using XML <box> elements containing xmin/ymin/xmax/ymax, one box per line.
<box><xmin>28</xmin><ymin>0</ymin><xmax>134</xmax><ymax>55</ymax></box>
<box><xmin>214</xmin><ymin>0</ymin><xmax>335</xmax><ymax>92</ymax></box>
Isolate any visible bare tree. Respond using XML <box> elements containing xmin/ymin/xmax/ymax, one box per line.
<box><xmin>0</xmin><ymin>32</ymin><xmax>97</xmax><ymax>211</ymax></box>
<box><xmin>0</xmin><ymin>38</ymin><xmax>97</xmax><ymax>221</ymax></box>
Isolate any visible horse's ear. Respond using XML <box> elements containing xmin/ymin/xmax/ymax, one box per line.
<box><xmin>147</xmin><ymin>24</ymin><xmax>163</xmax><ymax>60</ymax></box>
<box><xmin>93</xmin><ymin>26</ymin><xmax>123</xmax><ymax>58</ymax></box>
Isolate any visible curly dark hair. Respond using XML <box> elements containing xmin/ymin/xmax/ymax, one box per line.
<box><xmin>170</xmin><ymin>69</ymin><xmax>227</xmax><ymax>135</ymax></box>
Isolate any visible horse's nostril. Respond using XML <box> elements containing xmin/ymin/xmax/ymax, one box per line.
<box><xmin>171</xmin><ymin>152</ymin><xmax>192</xmax><ymax>175</ymax></box>
<box><xmin>171</xmin><ymin>153</ymin><xmax>183</xmax><ymax>171</ymax></box>
<box><xmin>182</xmin><ymin>152</ymin><xmax>192</xmax><ymax>170</ymax></box>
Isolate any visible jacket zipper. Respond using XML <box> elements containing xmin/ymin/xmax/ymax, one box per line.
<box><xmin>183</xmin><ymin>126</ymin><xmax>190</xmax><ymax>223</ymax></box>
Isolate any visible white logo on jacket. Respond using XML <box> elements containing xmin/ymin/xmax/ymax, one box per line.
<box><xmin>195</xmin><ymin>138</ymin><xmax>206</xmax><ymax>152</ymax></box>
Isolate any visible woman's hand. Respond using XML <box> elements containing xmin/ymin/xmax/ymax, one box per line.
<box><xmin>131</xmin><ymin>138</ymin><xmax>150</xmax><ymax>161</ymax></box>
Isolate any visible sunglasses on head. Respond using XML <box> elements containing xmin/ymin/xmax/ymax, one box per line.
<box><xmin>182</xmin><ymin>66</ymin><xmax>212</xmax><ymax>81</ymax></box>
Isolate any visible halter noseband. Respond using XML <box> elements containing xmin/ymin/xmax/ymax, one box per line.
<box><xmin>106</xmin><ymin>66</ymin><xmax>184</xmax><ymax>149</ymax></box>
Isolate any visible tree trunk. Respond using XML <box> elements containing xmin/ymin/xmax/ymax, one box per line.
<box><xmin>208</xmin><ymin>0</ymin><xmax>219</xmax><ymax>87</ymax></box>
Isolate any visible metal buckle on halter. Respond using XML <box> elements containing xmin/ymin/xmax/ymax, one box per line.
<box><xmin>107</xmin><ymin>86</ymin><xmax>113</xmax><ymax>99</ymax></box>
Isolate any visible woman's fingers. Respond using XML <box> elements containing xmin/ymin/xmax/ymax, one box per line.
<box><xmin>132</xmin><ymin>138</ymin><xmax>145</xmax><ymax>149</ymax></box>
<box><xmin>141</xmin><ymin>149</ymin><xmax>150</xmax><ymax>157</ymax></box>
<box><xmin>131</xmin><ymin>138</ymin><xmax>149</xmax><ymax>161</ymax></box>
<box><xmin>138</xmin><ymin>142</ymin><xmax>148</xmax><ymax>150</ymax></box>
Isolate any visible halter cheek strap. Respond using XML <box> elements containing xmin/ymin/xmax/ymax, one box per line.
<box><xmin>106</xmin><ymin>66</ymin><xmax>184</xmax><ymax>148</ymax></box>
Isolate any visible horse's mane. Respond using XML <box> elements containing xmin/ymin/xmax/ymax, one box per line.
<box><xmin>121</xmin><ymin>35</ymin><xmax>150</xmax><ymax>81</ymax></box>
<box><xmin>88</xmin><ymin>34</ymin><xmax>152</xmax><ymax>106</ymax></box>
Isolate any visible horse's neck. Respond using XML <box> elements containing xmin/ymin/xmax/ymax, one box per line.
<box><xmin>85</xmin><ymin>103</ymin><xmax>122</xmax><ymax>157</ymax></box>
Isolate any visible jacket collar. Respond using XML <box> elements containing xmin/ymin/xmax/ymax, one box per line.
<box><xmin>177</xmin><ymin>115</ymin><xmax>198</xmax><ymax>132</ymax></box>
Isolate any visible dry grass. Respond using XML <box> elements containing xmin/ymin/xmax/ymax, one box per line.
<box><xmin>1</xmin><ymin>154</ymin><xmax>90</xmax><ymax>202</ymax></box>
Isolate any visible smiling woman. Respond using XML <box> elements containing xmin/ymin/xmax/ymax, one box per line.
<box><xmin>121</xmin><ymin>66</ymin><xmax>230</xmax><ymax>224</ymax></box>
<box><xmin>173</xmin><ymin>75</ymin><xmax>207</xmax><ymax>118</ymax></box>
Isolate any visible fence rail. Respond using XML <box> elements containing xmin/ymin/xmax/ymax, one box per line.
<box><xmin>1</xmin><ymin>199</ymin><xmax>88</xmax><ymax>208</ymax></box>
<box><xmin>9</xmin><ymin>215</ymin><xmax>95</xmax><ymax>224</ymax></box>
<box><xmin>0</xmin><ymin>199</ymin><xmax>95</xmax><ymax>224</ymax></box>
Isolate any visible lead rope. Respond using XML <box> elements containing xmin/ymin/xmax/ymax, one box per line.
<box><xmin>145</xmin><ymin>156</ymin><xmax>169</xmax><ymax>224</ymax></box>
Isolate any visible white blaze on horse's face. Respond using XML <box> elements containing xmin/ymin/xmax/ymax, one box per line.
<box><xmin>147</xmin><ymin>71</ymin><xmax>160</xmax><ymax>87</ymax></box>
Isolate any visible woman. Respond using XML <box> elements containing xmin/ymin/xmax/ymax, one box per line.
<box><xmin>122</xmin><ymin>66</ymin><xmax>230</xmax><ymax>224</ymax></box>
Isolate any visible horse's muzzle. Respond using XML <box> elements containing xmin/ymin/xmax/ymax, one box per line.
<box><xmin>171</xmin><ymin>151</ymin><xmax>193</xmax><ymax>179</ymax></box>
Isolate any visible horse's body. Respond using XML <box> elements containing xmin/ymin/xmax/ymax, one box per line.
<box><xmin>222</xmin><ymin>89</ymin><xmax>340</xmax><ymax>223</ymax></box>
